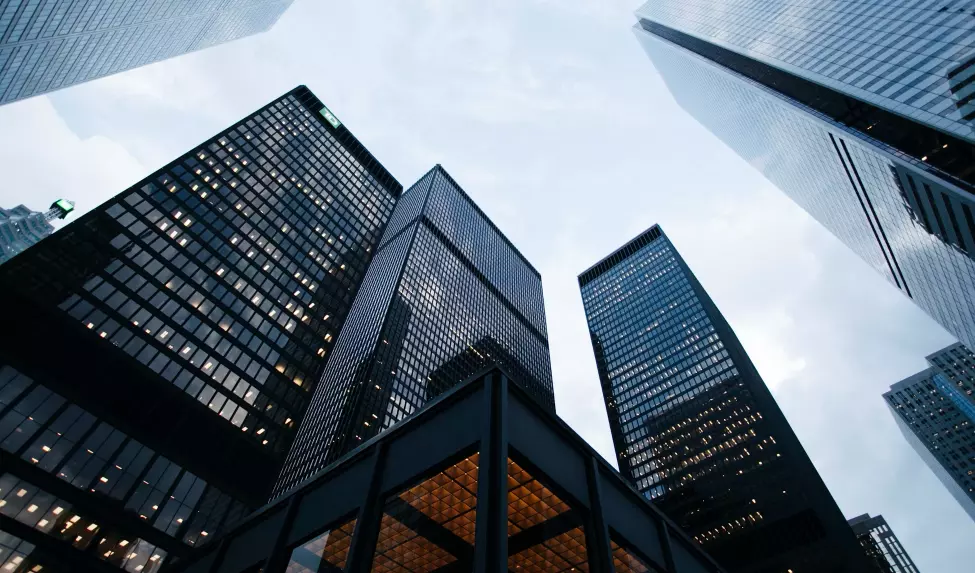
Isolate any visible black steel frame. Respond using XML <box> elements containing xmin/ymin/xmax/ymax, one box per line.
<box><xmin>164</xmin><ymin>368</ymin><xmax>723</xmax><ymax>573</ymax></box>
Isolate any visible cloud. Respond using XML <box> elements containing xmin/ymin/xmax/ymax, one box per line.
<box><xmin>5</xmin><ymin>0</ymin><xmax>969</xmax><ymax>569</ymax></box>
<box><xmin>0</xmin><ymin>96</ymin><xmax>145</xmax><ymax>224</ymax></box>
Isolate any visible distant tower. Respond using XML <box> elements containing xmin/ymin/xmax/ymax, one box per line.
<box><xmin>579</xmin><ymin>224</ymin><xmax>870</xmax><ymax>572</ymax></box>
<box><xmin>632</xmin><ymin>0</ymin><xmax>975</xmax><ymax>349</ymax></box>
<box><xmin>847</xmin><ymin>514</ymin><xmax>921</xmax><ymax>573</ymax></box>
<box><xmin>0</xmin><ymin>199</ymin><xmax>74</xmax><ymax>264</ymax></box>
<box><xmin>885</xmin><ymin>343</ymin><xmax>975</xmax><ymax>521</ymax></box>
<box><xmin>0</xmin><ymin>0</ymin><xmax>295</xmax><ymax>105</ymax></box>
<box><xmin>274</xmin><ymin>165</ymin><xmax>554</xmax><ymax>498</ymax></box>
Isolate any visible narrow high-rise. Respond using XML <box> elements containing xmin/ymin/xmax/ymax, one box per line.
<box><xmin>274</xmin><ymin>165</ymin><xmax>554</xmax><ymax>498</ymax></box>
<box><xmin>579</xmin><ymin>225</ymin><xmax>869</xmax><ymax>572</ymax></box>
<box><xmin>847</xmin><ymin>513</ymin><xmax>920</xmax><ymax>573</ymax></box>
<box><xmin>0</xmin><ymin>199</ymin><xmax>74</xmax><ymax>264</ymax></box>
<box><xmin>0</xmin><ymin>0</ymin><xmax>295</xmax><ymax>105</ymax></box>
<box><xmin>0</xmin><ymin>86</ymin><xmax>400</xmax><ymax>572</ymax></box>
<box><xmin>633</xmin><ymin>1</ymin><xmax>975</xmax><ymax>349</ymax></box>
<box><xmin>884</xmin><ymin>343</ymin><xmax>975</xmax><ymax>521</ymax></box>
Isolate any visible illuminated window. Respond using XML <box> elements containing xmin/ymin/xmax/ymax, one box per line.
<box><xmin>610</xmin><ymin>537</ymin><xmax>654</xmax><ymax>573</ymax></box>
<box><xmin>285</xmin><ymin>517</ymin><xmax>356</xmax><ymax>573</ymax></box>
<box><xmin>370</xmin><ymin>453</ymin><xmax>479</xmax><ymax>572</ymax></box>
<box><xmin>506</xmin><ymin>458</ymin><xmax>589</xmax><ymax>572</ymax></box>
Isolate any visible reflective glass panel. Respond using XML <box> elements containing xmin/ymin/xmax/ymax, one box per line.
<box><xmin>370</xmin><ymin>453</ymin><xmax>479</xmax><ymax>572</ymax></box>
<box><xmin>506</xmin><ymin>458</ymin><xmax>589</xmax><ymax>572</ymax></box>
<box><xmin>286</xmin><ymin>516</ymin><xmax>357</xmax><ymax>573</ymax></box>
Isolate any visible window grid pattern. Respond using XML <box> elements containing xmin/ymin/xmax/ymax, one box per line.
<box><xmin>9</xmin><ymin>93</ymin><xmax>397</xmax><ymax>453</ymax></box>
<box><xmin>0</xmin><ymin>365</ymin><xmax>248</xmax><ymax>555</ymax></box>
<box><xmin>285</xmin><ymin>516</ymin><xmax>356</xmax><ymax>573</ymax></box>
<box><xmin>579</xmin><ymin>229</ymin><xmax>853</xmax><ymax>568</ymax></box>
<box><xmin>636</xmin><ymin>0</ymin><xmax>975</xmax><ymax>142</ymax></box>
<box><xmin>275</xmin><ymin>167</ymin><xmax>553</xmax><ymax>498</ymax></box>
<box><xmin>849</xmin><ymin>514</ymin><xmax>920</xmax><ymax>573</ymax></box>
<box><xmin>369</xmin><ymin>453</ymin><xmax>480</xmax><ymax>573</ymax></box>
<box><xmin>885</xmin><ymin>344</ymin><xmax>975</xmax><ymax>518</ymax></box>
<box><xmin>0</xmin><ymin>87</ymin><xmax>397</xmax><ymax>571</ymax></box>
<box><xmin>0</xmin><ymin>0</ymin><xmax>294</xmax><ymax>104</ymax></box>
<box><xmin>635</xmin><ymin>24</ymin><xmax>975</xmax><ymax>350</ymax></box>
<box><xmin>0</xmin><ymin>473</ymin><xmax>168</xmax><ymax>573</ymax></box>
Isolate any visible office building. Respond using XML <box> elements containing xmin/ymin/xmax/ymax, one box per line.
<box><xmin>848</xmin><ymin>513</ymin><xmax>920</xmax><ymax>573</ymax></box>
<box><xmin>633</xmin><ymin>1</ymin><xmax>975</xmax><ymax>349</ymax></box>
<box><xmin>579</xmin><ymin>225</ymin><xmax>870</xmax><ymax>572</ymax></box>
<box><xmin>0</xmin><ymin>199</ymin><xmax>73</xmax><ymax>264</ymax></box>
<box><xmin>274</xmin><ymin>165</ymin><xmax>554</xmax><ymax>498</ymax></box>
<box><xmin>884</xmin><ymin>343</ymin><xmax>975</xmax><ymax>520</ymax></box>
<box><xmin>0</xmin><ymin>0</ymin><xmax>295</xmax><ymax>105</ymax></box>
<box><xmin>0</xmin><ymin>85</ymin><xmax>400</xmax><ymax>572</ymax></box>
<box><xmin>165</xmin><ymin>369</ymin><xmax>724</xmax><ymax>573</ymax></box>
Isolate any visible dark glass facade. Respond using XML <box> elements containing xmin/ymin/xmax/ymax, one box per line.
<box><xmin>884</xmin><ymin>343</ymin><xmax>975</xmax><ymax>521</ymax></box>
<box><xmin>635</xmin><ymin>1</ymin><xmax>975</xmax><ymax>144</ymax></box>
<box><xmin>0</xmin><ymin>0</ymin><xmax>294</xmax><ymax>105</ymax></box>
<box><xmin>274</xmin><ymin>165</ymin><xmax>554</xmax><ymax>499</ymax></box>
<box><xmin>579</xmin><ymin>225</ymin><xmax>870</xmax><ymax>572</ymax></box>
<box><xmin>634</xmin><ymin>3</ymin><xmax>975</xmax><ymax>351</ymax></box>
<box><xmin>0</xmin><ymin>85</ymin><xmax>400</xmax><ymax>572</ymax></box>
<box><xmin>847</xmin><ymin>514</ymin><xmax>920</xmax><ymax>573</ymax></box>
<box><xmin>165</xmin><ymin>369</ymin><xmax>724</xmax><ymax>573</ymax></box>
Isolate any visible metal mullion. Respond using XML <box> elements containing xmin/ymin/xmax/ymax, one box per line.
<box><xmin>226</xmin><ymin>169</ymin><xmax>334</xmax><ymax>274</ymax></box>
<box><xmin>0</xmin><ymin>380</ymin><xmax>39</xmax><ymax>422</ymax></box>
<box><xmin>584</xmin><ymin>457</ymin><xmax>613</xmax><ymax>573</ymax></box>
<box><xmin>12</xmin><ymin>400</ymin><xmax>72</xmax><ymax>457</ymax></box>
<box><xmin>473</xmin><ymin>371</ymin><xmax>508</xmax><ymax>573</ymax></box>
<box><xmin>170</xmin><ymin>481</ymin><xmax>210</xmax><ymax>545</ymax></box>
<box><xmin>146</xmin><ymin>466</ymin><xmax>187</xmax><ymax>529</ymax></box>
<box><xmin>48</xmin><ymin>416</ymin><xmax>105</xmax><ymax>476</ymax></box>
<box><xmin>137</xmin><ymin>185</ymin><xmax>325</xmax><ymax>364</ymax></box>
<box><xmin>657</xmin><ymin>521</ymin><xmax>678</xmax><ymax>573</ymax></box>
<box><xmin>346</xmin><ymin>443</ymin><xmax>389</xmax><ymax>573</ymax></box>
<box><xmin>93</xmin><ymin>249</ymin><xmax>293</xmax><ymax>422</ymax></box>
<box><xmin>73</xmin><ymin>283</ymin><xmax>277</xmax><ymax>431</ymax></box>
<box><xmin>259</xmin><ymin>492</ymin><xmax>301</xmax><ymax>573</ymax></box>
<box><xmin>119</xmin><ymin>449</ymin><xmax>160</xmax><ymax>508</ymax></box>
<box><xmin>194</xmin><ymin>155</ymin><xmax>332</xmax><ymax>294</ymax></box>
<box><xmin>78</xmin><ymin>429</ymin><xmax>131</xmax><ymax>493</ymax></box>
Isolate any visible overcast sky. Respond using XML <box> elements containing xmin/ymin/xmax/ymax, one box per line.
<box><xmin>0</xmin><ymin>0</ymin><xmax>971</xmax><ymax>570</ymax></box>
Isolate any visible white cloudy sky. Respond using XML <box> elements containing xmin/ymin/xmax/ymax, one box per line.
<box><xmin>1</xmin><ymin>0</ymin><xmax>971</xmax><ymax>569</ymax></box>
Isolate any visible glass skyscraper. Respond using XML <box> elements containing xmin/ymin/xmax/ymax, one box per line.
<box><xmin>274</xmin><ymin>165</ymin><xmax>554</xmax><ymax>498</ymax></box>
<box><xmin>847</xmin><ymin>513</ymin><xmax>920</xmax><ymax>573</ymax></box>
<box><xmin>0</xmin><ymin>199</ymin><xmax>73</xmax><ymax>264</ymax></box>
<box><xmin>0</xmin><ymin>85</ymin><xmax>400</xmax><ymax>572</ymax></box>
<box><xmin>633</xmin><ymin>1</ymin><xmax>975</xmax><ymax>350</ymax></box>
<box><xmin>579</xmin><ymin>225</ymin><xmax>870</xmax><ymax>572</ymax></box>
<box><xmin>0</xmin><ymin>0</ymin><xmax>294</xmax><ymax>105</ymax></box>
<box><xmin>884</xmin><ymin>342</ymin><xmax>975</xmax><ymax>521</ymax></box>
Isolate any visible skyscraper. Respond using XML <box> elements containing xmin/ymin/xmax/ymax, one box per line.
<box><xmin>579</xmin><ymin>225</ymin><xmax>869</xmax><ymax>572</ymax></box>
<box><xmin>0</xmin><ymin>85</ymin><xmax>400</xmax><ymax>572</ymax></box>
<box><xmin>884</xmin><ymin>343</ymin><xmax>975</xmax><ymax>521</ymax></box>
<box><xmin>274</xmin><ymin>165</ymin><xmax>554</xmax><ymax>498</ymax></box>
<box><xmin>0</xmin><ymin>199</ymin><xmax>73</xmax><ymax>264</ymax></box>
<box><xmin>847</xmin><ymin>513</ymin><xmax>920</xmax><ymax>573</ymax></box>
<box><xmin>633</xmin><ymin>1</ymin><xmax>975</xmax><ymax>349</ymax></box>
<box><xmin>0</xmin><ymin>0</ymin><xmax>295</xmax><ymax>105</ymax></box>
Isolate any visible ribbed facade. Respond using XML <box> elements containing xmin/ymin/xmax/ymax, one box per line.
<box><xmin>634</xmin><ymin>1</ymin><xmax>975</xmax><ymax>351</ymax></box>
<box><xmin>884</xmin><ymin>343</ymin><xmax>975</xmax><ymax>521</ymax></box>
<box><xmin>0</xmin><ymin>0</ymin><xmax>294</xmax><ymax>104</ymax></box>
<box><xmin>274</xmin><ymin>165</ymin><xmax>554</xmax><ymax>498</ymax></box>
<box><xmin>579</xmin><ymin>225</ymin><xmax>870</xmax><ymax>572</ymax></box>
<box><xmin>0</xmin><ymin>86</ymin><xmax>399</xmax><ymax>572</ymax></box>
